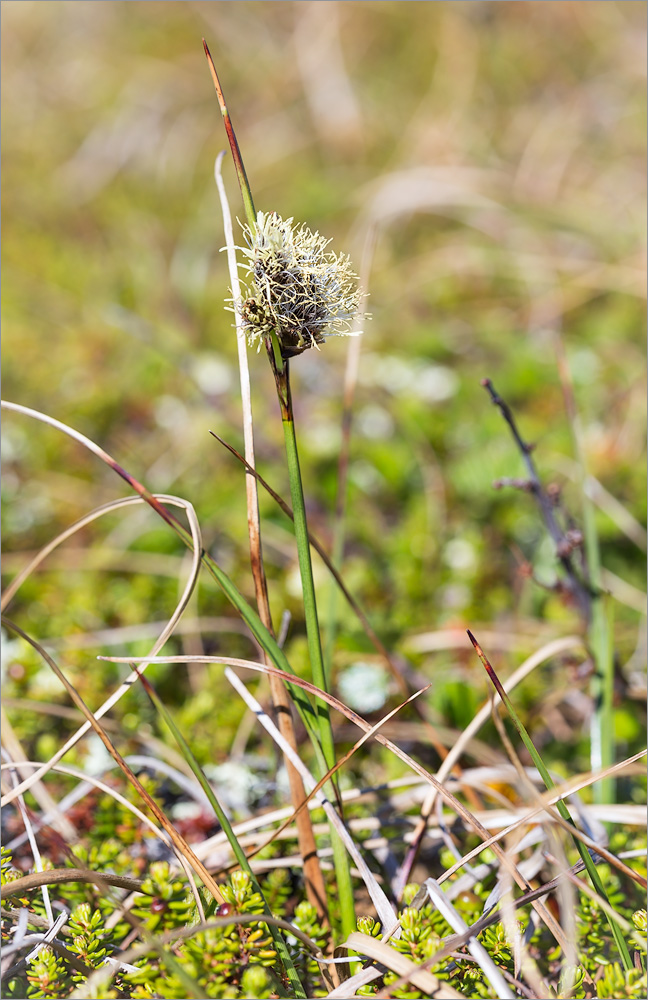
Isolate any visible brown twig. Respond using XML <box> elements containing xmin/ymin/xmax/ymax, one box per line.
<box><xmin>481</xmin><ymin>378</ymin><xmax>592</xmax><ymax>620</ymax></box>
<box><xmin>0</xmin><ymin>868</ymin><xmax>149</xmax><ymax>899</ymax></box>
<box><xmin>202</xmin><ymin>39</ymin><xmax>255</xmax><ymax>227</ymax></box>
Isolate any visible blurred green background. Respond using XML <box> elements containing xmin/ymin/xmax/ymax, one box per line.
<box><xmin>2</xmin><ymin>1</ymin><xmax>646</xmax><ymax>777</ymax></box>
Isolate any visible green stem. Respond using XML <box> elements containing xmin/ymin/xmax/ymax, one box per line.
<box><xmin>553</xmin><ymin>340</ymin><xmax>615</xmax><ymax>806</ymax></box>
<box><xmin>582</xmin><ymin>491</ymin><xmax>615</xmax><ymax>805</ymax></box>
<box><xmin>468</xmin><ymin>631</ymin><xmax>633</xmax><ymax>972</ymax></box>
<box><xmin>140</xmin><ymin>673</ymin><xmax>307</xmax><ymax>999</ymax></box>
<box><xmin>271</xmin><ymin>357</ymin><xmax>356</xmax><ymax>942</ymax></box>
<box><xmin>115</xmin><ymin>474</ymin><xmax>356</xmax><ymax>944</ymax></box>
<box><xmin>282</xmin><ymin>420</ymin><xmax>333</xmax><ymax>754</ymax></box>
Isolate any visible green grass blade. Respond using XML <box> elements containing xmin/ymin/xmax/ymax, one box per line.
<box><xmin>281</xmin><ymin>413</ymin><xmax>357</xmax><ymax>943</ymax></box>
<box><xmin>138</xmin><ymin>671</ymin><xmax>307</xmax><ymax>999</ymax></box>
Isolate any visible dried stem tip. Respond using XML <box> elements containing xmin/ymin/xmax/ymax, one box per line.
<box><xmin>238</xmin><ymin>212</ymin><xmax>364</xmax><ymax>359</ymax></box>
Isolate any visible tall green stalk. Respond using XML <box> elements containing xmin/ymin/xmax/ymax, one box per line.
<box><xmin>581</xmin><ymin>483</ymin><xmax>615</xmax><ymax>805</ymax></box>
<box><xmin>553</xmin><ymin>337</ymin><xmax>615</xmax><ymax>806</ymax></box>
<box><xmin>268</xmin><ymin>344</ymin><xmax>357</xmax><ymax>942</ymax></box>
<box><xmin>204</xmin><ymin>42</ymin><xmax>356</xmax><ymax>942</ymax></box>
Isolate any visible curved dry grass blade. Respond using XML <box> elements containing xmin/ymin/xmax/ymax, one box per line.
<box><xmin>1</xmin><ymin>620</ymin><xmax>226</xmax><ymax>906</ymax></box>
<box><xmin>339</xmin><ymin>932</ymin><xmax>464</xmax><ymax>999</ymax></box>
<box><xmin>424</xmin><ymin>878</ymin><xmax>515</xmax><ymax>999</ymax></box>
<box><xmin>0</xmin><ymin>759</ymin><xmax>205</xmax><ymax>919</ymax></box>
<box><xmin>1</xmin><ymin>709</ymin><xmax>75</xmax><ymax>841</ymax></box>
<box><xmin>238</xmin><ymin>684</ymin><xmax>431</xmax><ymax>867</ymax></box>
<box><xmin>1</xmin><ymin>399</ymin><xmax>323</xmax><ymax>774</ymax></box>
<box><xmin>4</xmin><ymin>751</ymin><xmax>211</xmax><ymax>852</ymax></box>
<box><xmin>104</xmin><ymin>651</ymin><xmax>569</xmax><ymax>948</ymax></box>
<box><xmin>0</xmin><ymin>760</ymin><xmax>173</xmax><ymax>846</ymax></box>
<box><xmin>224</xmin><ymin>666</ymin><xmax>398</xmax><ymax>936</ymax></box>
<box><xmin>2</xmin><ymin>749</ymin><xmax>54</xmax><ymax>927</ymax></box>
<box><xmin>0</xmin><ymin>492</ymin><xmax>202</xmax><ymax>809</ymax></box>
<box><xmin>1</xmin><ymin>496</ymin><xmax>152</xmax><ymax>612</ymax></box>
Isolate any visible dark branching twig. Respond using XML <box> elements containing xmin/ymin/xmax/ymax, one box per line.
<box><xmin>482</xmin><ymin>378</ymin><xmax>592</xmax><ymax>621</ymax></box>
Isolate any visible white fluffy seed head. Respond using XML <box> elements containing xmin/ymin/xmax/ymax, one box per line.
<box><xmin>237</xmin><ymin>211</ymin><xmax>364</xmax><ymax>358</ymax></box>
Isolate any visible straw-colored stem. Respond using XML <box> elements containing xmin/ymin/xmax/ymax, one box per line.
<box><xmin>215</xmin><ymin>153</ymin><xmax>330</xmax><ymax>923</ymax></box>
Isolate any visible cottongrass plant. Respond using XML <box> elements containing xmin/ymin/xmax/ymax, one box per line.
<box><xmin>203</xmin><ymin>39</ymin><xmax>363</xmax><ymax>944</ymax></box>
<box><xmin>2</xmin><ymin>34</ymin><xmax>646</xmax><ymax>1000</ymax></box>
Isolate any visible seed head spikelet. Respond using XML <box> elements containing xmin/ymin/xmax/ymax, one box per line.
<box><xmin>238</xmin><ymin>211</ymin><xmax>364</xmax><ymax>358</ymax></box>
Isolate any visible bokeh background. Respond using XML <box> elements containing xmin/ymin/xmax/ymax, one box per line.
<box><xmin>2</xmin><ymin>2</ymin><xmax>646</xmax><ymax>780</ymax></box>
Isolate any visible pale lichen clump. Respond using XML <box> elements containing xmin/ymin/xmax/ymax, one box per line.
<box><xmin>237</xmin><ymin>211</ymin><xmax>363</xmax><ymax>358</ymax></box>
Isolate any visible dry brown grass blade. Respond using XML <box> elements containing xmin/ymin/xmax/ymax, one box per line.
<box><xmin>400</xmin><ymin>636</ymin><xmax>585</xmax><ymax>898</ymax></box>
<box><xmin>0</xmin><ymin>868</ymin><xmax>149</xmax><ymax>900</ymax></box>
<box><xmin>0</xmin><ymin>709</ymin><xmax>75</xmax><ymax>841</ymax></box>
<box><xmin>1</xmin><ymin>618</ymin><xmax>226</xmax><ymax>906</ymax></box>
<box><xmin>209</xmin><ymin>429</ymin><xmax>461</xmax><ymax>769</ymax></box>
<box><xmin>105</xmin><ymin>651</ymin><xmax>569</xmax><ymax>950</ymax></box>
<box><xmin>1</xmin><ymin>760</ymin><xmax>178</xmax><ymax>854</ymax></box>
<box><xmin>438</xmin><ymin>751</ymin><xmax>647</xmax><ymax>889</ymax></box>
<box><xmin>215</xmin><ymin>152</ymin><xmax>328</xmax><ymax>922</ymax></box>
<box><xmin>339</xmin><ymin>932</ymin><xmax>464</xmax><ymax>999</ymax></box>
<box><xmin>230</xmin><ymin>682</ymin><xmax>431</xmax><ymax>868</ymax></box>
<box><xmin>486</xmin><ymin>688</ymin><xmax>582</xmax><ymax>968</ymax></box>
<box><xmin>224</xmin><ymin>666</ymin><xmax>398</xmax><ymax>935</ymax></box>
<box><xmin>1</xmin><ymin>492</ymin><xmax>203</xmax><ymax>810</ymax></box>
